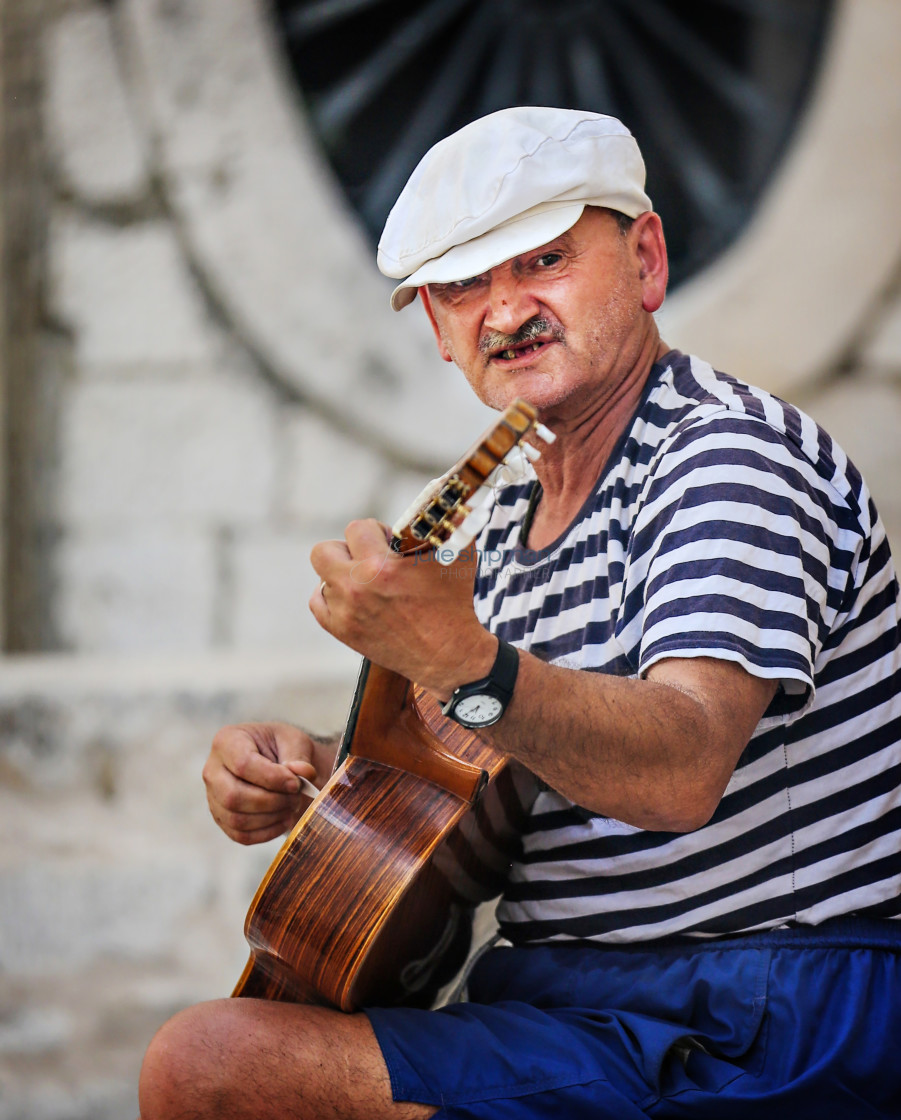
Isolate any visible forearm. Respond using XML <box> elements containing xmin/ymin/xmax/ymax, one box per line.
<box><xmin>475</xmin><ymin>651</ymin><xmax>772</xmax><ymax>832</ymax></box>
<box><xmin>304</xmin><ymin>521</ymin><xmax>773</xmax><ymax>829</ymax></box>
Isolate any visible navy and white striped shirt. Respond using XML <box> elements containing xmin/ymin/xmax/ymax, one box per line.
<box><xmin>476</xmin><ymin>351</ymin><xmax>901</xmax><ymax>944</ymax></box>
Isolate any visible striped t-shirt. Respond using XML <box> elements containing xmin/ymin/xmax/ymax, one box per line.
<box><xmin>475</xmin><ymin>350</ymin><xmax>901</xmax><ymax>944</ymax></box>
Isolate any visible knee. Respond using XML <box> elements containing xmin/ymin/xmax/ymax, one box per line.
<box><xmin>138</xmin><ymin>1000</ymin><xmax>231</xmax><ymax>1119</ymax></box>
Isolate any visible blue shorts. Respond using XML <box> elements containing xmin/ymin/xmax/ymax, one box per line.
<box><xmin>366</xmin><ymin>917</ymin><xmax>901</xmax><ymax>1119</ymax></box>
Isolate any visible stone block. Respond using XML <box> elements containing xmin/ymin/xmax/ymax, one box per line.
<box><xmin>230</xmin><ymin>528</ymin><xmax>360</xmax><ymax>656</ymax></box>
<box><xmin>0</xmin><ymin>852</ymin><xmax>213</xmax><ymax>977</ymax></box>
<box><xmin>53</xmin><ymin>527</ymin><xmax>217</xmax><ymax>653</ymax></box>
<box><xmin>0</xmin><ymin>650</ymin><xmax>359</xmax><ymax>1112</ymax></box>
<box><xmin>50</xmin><ymin>213</ymin><xmax>218</xmax><ymax>369</ymax></box>
<box><xmin>0</xmin><ymin>1007</ymin><xmax>72</xmax><ymax>1057</ymax></box>
<box><xmin>281</xmin><ymin>408</ymin><xmax>385</xmax><ymax>526</ymax></box>
<box><xmin>58</xmin><ymin>375</ymin><xmax>276</xmax><ymax>526</ymax></box>
<box><xmin>120</xmin><ymin>0</ymin><xmax>497</xmax><ymax>463</ymax></box>
<box><xmin>0</xmin><ymin>1082</ymin><xmax>138</xmax><ymax>1120</ymax></box>
<box><xmin>0</xmin><ymin>652</ymin><xmax>355</xmax><ymax>797</ymax></box>
<box><xmin>44</xmin><ymin>7</ymin><xmax>150</xmax><ymax>207</ymax></box>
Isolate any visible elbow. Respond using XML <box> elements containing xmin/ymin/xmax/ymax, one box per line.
<box><xmin>628</xmin><ymin>781</ymin><xmax>724</xmax><ymax>834</ymax></box>
<box><xmin>674</xmin><ymin>784</ymin><xmax>728</xmax><ymax>832</ymax></box>
<box><xmin>660</xmin><ymin>801</ymin><xmax>719</xmax><ymax>834</ymax></box>
<box><xmin>642</xmin><ymin>746</ymin><xmax>734</xmax><ymax>832</ymax></box>
<box><xmin>635</xmin><ymin>805</ymin><xmax>717</xmax><ymax>834</ymax></box>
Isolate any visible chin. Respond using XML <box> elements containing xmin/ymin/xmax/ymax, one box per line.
<box><xmin>500</xmin><ymin>377</ymin><xmax>579</xmax><ymax>416</ymax></box>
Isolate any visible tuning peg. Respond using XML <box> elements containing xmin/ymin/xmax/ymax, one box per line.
<box><xmin>521</xmin><ymin>442</ymin><xmax>542</xmax><ymax>462</ymax></box>
<box><xmin>534</xmin><ymin>423</ymin><xmax>555</xmax><ymax>443</ymax></box>
<box><xmin>391</xmin><ymin>477</ymin><xmax>442</xmax><ymax>538</ymax></box>
<box><xmin>438</xmin><ymin>502</ymin><xmax>493</xmax><ymax>565</ymax></box>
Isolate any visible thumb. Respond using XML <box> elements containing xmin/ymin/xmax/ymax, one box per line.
<box><xmin>284</xmin><ymin>757</ymin><xmax>317</xmax><ymax>780</ymax></box>
<box><xmin>283</xmin><ymin>757</ymin><xmax>320</xmax><ymax>798</ymax></box>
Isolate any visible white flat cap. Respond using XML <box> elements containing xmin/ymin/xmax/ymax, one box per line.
<box><xmin>378</xmin><ymin>106</ymin><xmax>652</xmax><ymax>311</ymax></box>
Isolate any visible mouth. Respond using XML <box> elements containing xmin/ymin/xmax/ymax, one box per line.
<box><xmin>490</xmin><ymin>339</ymin><xmax>554</xmax><ymax>364</ymax></box>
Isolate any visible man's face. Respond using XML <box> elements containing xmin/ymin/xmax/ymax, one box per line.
<box><xmin>421</xmin><ymin>208</ymin><xmax>662</xmax><ymax>419</ymax></box>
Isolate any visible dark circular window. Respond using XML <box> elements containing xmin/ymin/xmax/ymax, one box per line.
<box><xmin>272</xmin><ymin>0</ymin><xmax>835</xmax><ymax>287</ymax></box>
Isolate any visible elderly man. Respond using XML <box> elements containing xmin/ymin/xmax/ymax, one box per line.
<box><xmin>139</xmin><ymin>109</ymin><xmax>901</xmax><ymax>1119</ymax></box>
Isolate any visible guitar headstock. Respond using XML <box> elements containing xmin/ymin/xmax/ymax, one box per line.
<box><xmin>391</xmin><ymin>399</ymin><xmax>554</xmax><ymax>564</ymax></box>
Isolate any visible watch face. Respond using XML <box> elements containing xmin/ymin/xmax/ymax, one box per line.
<box><xmin>454</xmin><ymin>693</ymin><xmax>504</xmax><ymax>727</ymax></box>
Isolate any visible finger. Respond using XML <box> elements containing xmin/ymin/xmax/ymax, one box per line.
<box><xmin>213</xmin><ymin>735</ymin><xmax>319</xmax><ymax>807</ymax></box>
<box><xmin>309</xmin><ymin>583</ymin><xmax>330</xmax><ymax>629</ymax></box>
<box><xmin>232</xmin><ymin>722</ymin><xmax>311</xmax><ymax>768</ymax></box>
<box><xmin>284</xmin><ymin>758</ymin><xmax>318</xmax><ymax>777</ymax></box>
<box><xmin>226</xmin><ymin>779</ymin><xmax>301</xmax><ymax>813</ymax></box>
<box><xmin>344</xmin><ymin>518</ymin><xmax>393</xmax><ymax>556</ymax></box>
<box><xmin>310</xmin><ymin>538</ymin><xmax>351</xmax><ymax>581</ymax></box>
<box><xmin>206</xmin><ymin>783</ymin><xmax>311</xmax><ymax>838</ymax></box>
<box><xmin>282</xmin><ymin>771</ymin><xmax>319</xmax><ymax>799</ymax></box>
<box><xmin>213</xmin><ymin>805</ymin><xmax>294</xmax><ymax>834</ymax></box>
<box><xmin>215</xmin><ymin>813</ymin><xmax>301</xmax><ymax>847</ymax></box>
<box><xmin>218</xmin><ymin>739</ymin><xmax>305</xmax><ymax>796</ymax></box>
<box><xmin>205</xmin><ymin>771</ymin><xmax>298</xmax><ymax>820</ymax></box>
<box><xmin>233</xmin><ymin>823</ymin><xmax>296</xmax><ymax>846</ymax></box>
<box><xmin>284</xmin><ymin>759</ymin><xmax>321</xmax><ymax>798</ymax></box>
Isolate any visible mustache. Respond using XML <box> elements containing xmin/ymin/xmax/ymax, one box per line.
<box><xmin>479</xmin><ymin>317</ymin><xmax>563</xmax><ymax>356</ymax></box>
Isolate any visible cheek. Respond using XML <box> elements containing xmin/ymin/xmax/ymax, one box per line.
<box><xmin>434</xmin><ymin>312</ymin><xmax>482</xmax><ymax>370</ymax></box>
<box><xmin>439</xmin><ymin>328</ymin><xmax>463</xmax><ymax>367</ymax></box>
<box><xmin>584</xmin><ymin>275</ymin><xmax>641</xmax><ymax>351</ymax></box>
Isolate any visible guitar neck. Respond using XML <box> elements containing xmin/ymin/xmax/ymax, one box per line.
<box><xmin>391</xmin><ymin>399</ymin><xmax>550</xmax><ymax>558</ymax></box>
<box><xmin>333</xmin><ymin>400</ymin><xmax>554</xmax><ymax>774</ymax></box>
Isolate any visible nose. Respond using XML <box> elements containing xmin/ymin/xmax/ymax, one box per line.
<box><xmin>483</xmin><ymin>268</ymin><xmax>541</xmax><ymax>334</ymax></box>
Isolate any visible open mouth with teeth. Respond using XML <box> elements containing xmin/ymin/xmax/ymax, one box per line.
<box><xmin>495</xmin><ymin>341</ymin><xmax>548</xmax><ymax>361</ymax></box>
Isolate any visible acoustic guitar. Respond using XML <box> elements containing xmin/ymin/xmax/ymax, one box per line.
<box><xmin>233</xmin><ymin>399</ymin><xmax>553</xmax><ymax>1011</ymax></box>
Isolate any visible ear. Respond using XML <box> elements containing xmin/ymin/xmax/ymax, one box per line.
<box><xmin>419</xmin><ymin>287</ymin><xmax>454</xmax><ymax>363</ymax></box>
<box><xmin>632</xmin><ymin>212</ymin><xmax>669</xmax><ymax>313</ymax></box>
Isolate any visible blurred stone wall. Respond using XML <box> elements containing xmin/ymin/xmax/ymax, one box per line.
<box><xmin>1</xmin><ymin>1</ymin><xmax>900</xmax><ymax>1117</ymax></box>
<box><xmin>17</xmin><ymin>0</ymin><xmax>487</xmax><ymax>657</ymax></box>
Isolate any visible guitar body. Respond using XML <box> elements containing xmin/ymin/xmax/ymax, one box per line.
<box><xmin>233</xmin><ymin>662</ymin><xmax>538</xmax><ymax>1010</ymax></box>
<box><xmin>232</xmin><ymin>400</ymin><xmax>550</xmax><ymax>1011</ymax></box>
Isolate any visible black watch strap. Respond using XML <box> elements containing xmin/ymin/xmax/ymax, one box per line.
<box><xmin>484</xmin><ymin>638</ymin><xmax>519</xmax><ymax>698</ymax></box>
<box><xmin>441</xmin><ymin>639</ymin><xmax>519</xmax><ymax>726</ymax></box>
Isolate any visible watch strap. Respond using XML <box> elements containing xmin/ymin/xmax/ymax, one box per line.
<box><xmin>485</xmin><ymin>637</ymin><xmax>519</xmax><ymax>700</ymax></box>
<box><xmin>441</xmin><ymin>638</ymin><xmax>519</xmax><ymax>719</ymax></box>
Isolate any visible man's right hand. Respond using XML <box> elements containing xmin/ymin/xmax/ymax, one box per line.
<box><xmin>202</xmin><ymin>722</ymin><xmax>337</xmax><ymax>845</ymax></box>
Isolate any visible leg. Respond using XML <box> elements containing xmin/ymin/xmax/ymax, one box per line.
<box><xmin>138</xmin><ymin>998</ymin><xmax>437</xmax><ymax>1120</ymax></box>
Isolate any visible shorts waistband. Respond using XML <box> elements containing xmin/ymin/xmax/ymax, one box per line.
<box><xmin>710</xmin><ymin>915</ymin><xmax>901</xmax><ymax>952</ymax></box>
<box><xmin>514</xmin><ymin>916</ymin><xmax>901</xmax><ymax>956</ymax></box>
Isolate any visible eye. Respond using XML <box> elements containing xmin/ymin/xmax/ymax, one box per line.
<box><xmin>448</xmin><ymin>275</ymin><xmax>482</xmax><ymax>290</ymax></box>
<box><xmin>430</xmin><ymin>274</ymin><xmax>486</xmax><ymax>303</ymax></box>
<box><xmin>535</xmin><ymin>251</ymin><xmax>563</xmax><ymax>268</ymax></box>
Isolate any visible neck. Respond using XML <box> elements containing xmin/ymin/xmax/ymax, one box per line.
<box><xmin>526</xmin><ymin>333</ymin><xmax>670</xmax><ymax>550</ymax></box>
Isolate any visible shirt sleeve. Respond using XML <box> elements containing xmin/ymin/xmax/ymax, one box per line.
<box><xmin>619</xmin><ymin>411</ymin><xmax>864</xmax><ymax>723</ymax></box>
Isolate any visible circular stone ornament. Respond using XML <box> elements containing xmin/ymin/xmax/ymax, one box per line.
<box><xmin>123</xmin><ymin>0</ymin><xmax>901</xmax><ymax>435</ymax></box>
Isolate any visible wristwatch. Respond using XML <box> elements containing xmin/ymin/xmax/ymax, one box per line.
<box><xmin>441</xmin><ymin>639</ymin><xmax>519</xmax><ymax>728</ymax></box>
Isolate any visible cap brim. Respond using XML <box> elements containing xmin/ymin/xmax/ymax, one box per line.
<box><xmin>390</xmin><ymin>202</ymin><xmax>585</xmax><ymax>311</ymax></box>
